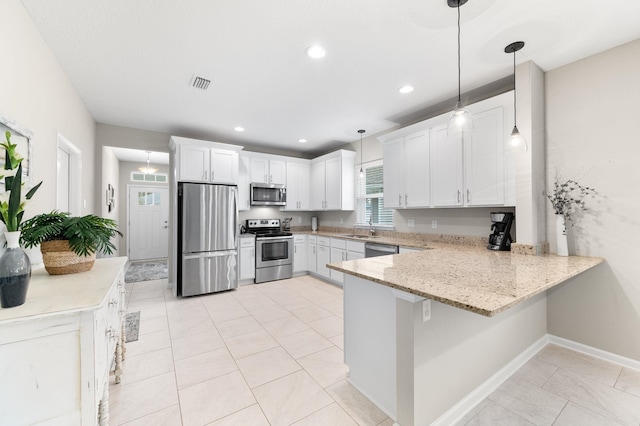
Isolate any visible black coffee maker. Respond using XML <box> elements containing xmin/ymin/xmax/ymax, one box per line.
<box><xmin>487</xmin><ymin>212</ymin><xmax>514</xmax><ymax>251</ymax></box>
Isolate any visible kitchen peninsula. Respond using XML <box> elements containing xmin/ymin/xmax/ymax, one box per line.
<box><xmin>328</xmin><ymin>246</ymin><xmax>603</xmax><ymax>426</ymax></box>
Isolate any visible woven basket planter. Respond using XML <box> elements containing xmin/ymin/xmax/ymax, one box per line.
<box><xmin>40</xmin><ymin>240</ymin><xmax>96</xmax><ymax>275</ymax></box>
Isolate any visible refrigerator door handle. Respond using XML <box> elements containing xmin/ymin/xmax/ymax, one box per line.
<box><xmin>183</xmin><ymin>250</ymin><xmax>237</xmax><ymax>260</ymax></box>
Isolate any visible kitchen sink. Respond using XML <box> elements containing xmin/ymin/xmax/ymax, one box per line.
<box><xmin>341</xmin><ymin>234</ymin><xmax>378</xmax><ymax>239</ymax></box>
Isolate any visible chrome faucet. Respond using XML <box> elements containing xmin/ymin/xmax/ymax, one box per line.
<box><xmin>369</xmin><ymin>220</ymin><xmax>376</xmax><ymax>236</ymax></box>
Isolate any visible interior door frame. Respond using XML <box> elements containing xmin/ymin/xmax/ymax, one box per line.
<box><xmin>56</xmin><ymin>133</ymin><xmax>82</xmax><ymax>215</ymax></box>
<box><xmin>126</xmin><ymin>183</ymin><xmax>169</xmax><ymax>260</ymax></box>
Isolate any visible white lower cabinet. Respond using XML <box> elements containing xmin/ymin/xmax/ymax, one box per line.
<box><xmin>239</xmin><ymin>236</ymin><xmax>256</xmax><ymax>281</ymax></box>
<box><xmin>347</xmin><ymin>240</ymin><xmax>365</xmax><ymax>260</ymax></box>
<box><xmin>330</xmin><ymin>238</ymin><xmax>346</xmax><ymax>285</ymax></box>
<box><xmin>0</xmin><ymin>258</ymin><xmax>127</xmax><ymax>426</ymax></box>
<box><xmin>293</xmin><ymin>235</ymin><xmax>307</xmax><ymax>273</ymax></box>
<box><xmin>316</xmin><ymin>236</ymin><xmax>331</xmax><ymax>279</ymax></box>
<box><xmin>307</xmin><ymin>235</ymin><xmax>317</xmax><ymax>273</ymax></box>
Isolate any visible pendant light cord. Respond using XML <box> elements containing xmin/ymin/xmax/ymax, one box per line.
<box><xmin>513</xmin><ymin>49</ymin><xmax>517</xmax><ymax>126</ymax></box>
<box><xmin>457</xmin><ymin>2</ymin><xmax>461</xmax><ymax>103</ymax></box>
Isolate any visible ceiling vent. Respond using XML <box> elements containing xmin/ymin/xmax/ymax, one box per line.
<box><xmin>190</xmin><ymin>76</ymin><xmax>211</xmax><ymax>90</ymax></box>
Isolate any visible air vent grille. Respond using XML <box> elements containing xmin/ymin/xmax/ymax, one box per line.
<box><xmin>191</xmin><ymin>76</ymin><xmax>211</xmax><ymax>90</ymax></box>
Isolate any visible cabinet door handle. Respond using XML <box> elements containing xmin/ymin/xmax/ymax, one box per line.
<box><xmin>294</xmin><ymin>246</ymin><xmax>297</xmax><ymax>254</ymax></box>
<box><xmin>270</xmin><ymin>174</ymin><xmax>273</xmax><ymax>183</ymax></box>
<box><xmin>457</xmin><ymin>190</ymin><xmax>461</xmax><ymax>204</ymax></box>
<box><xmin>203</xmin><ymin>170</ymin><xmax>207</xmax><ymax>180</ymax></box>
<box><xmin>211</xmin><ymin>171</ymin><xmax>214</xmax><ymax>181</ymax></box>
<box><xmin>467</xmin><ymin>189</ymin><xmax>471</xmax><ymax>203</ymax></box>
<box><xmin>405</xmin><ymin>194</ymin><xmax>408</xmax><ymax>205</ymax></box>
<box><xmin>399</xmin><ymin>194</ymin><xmax>402</xmax><ymax>206</ymax></box>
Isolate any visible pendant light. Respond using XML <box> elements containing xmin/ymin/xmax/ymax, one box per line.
<box><xmin>447</xmin><ymin>0</ymin><xmax>473</xmax><ymax>136</ymax></box>
<box><xmin>504</xmin><ymin>41</ymin><xmax>528</xmax><ymax>152</ymax></box>
<box><xmin>138</xmin><ymin>151</ymin><xmax>158</xmax><ymax>174</ymax></box>
<box><xmin>358</xmin><ymin>129</ymin><xmax>365</xmax><ymax>179</ymax></box>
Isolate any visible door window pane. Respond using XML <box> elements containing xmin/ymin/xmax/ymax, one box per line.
<box><xmin>138</xmin><ymin>191</ymin><xmax>161</xmax><ymax>206</ymax></box>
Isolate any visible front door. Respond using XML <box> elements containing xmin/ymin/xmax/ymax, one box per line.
<box><xmin>128</xmin><ymin>185</ymin><xmax>169</xmax><ymax>261</ymax></box>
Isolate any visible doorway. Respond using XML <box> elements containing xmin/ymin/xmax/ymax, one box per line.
<box><xmin>56</xmin><ymin>134</ymin><xmax>81</xmax><ymax>215</ymax></box>
<box><xmin>128</xmin><ymin>185</ymin><xmax>169</xmax><ymax>261</ymax></box>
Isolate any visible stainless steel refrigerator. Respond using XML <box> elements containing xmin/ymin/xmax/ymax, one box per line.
<box><xmin>178</xmin><ymin>182</ymin><xmax>239</xmax><ymax>296</ymax></box>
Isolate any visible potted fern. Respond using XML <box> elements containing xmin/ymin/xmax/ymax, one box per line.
<box><xmin>20</xmin><ymin>211</ymin><xmax>122</xmax><ymax>275</ymax></box>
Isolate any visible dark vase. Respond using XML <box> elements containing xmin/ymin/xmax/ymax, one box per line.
<box><xmin>0</xmin><ymin>231</ymin><xmax>32</xmax><ymax>308</ymax></box>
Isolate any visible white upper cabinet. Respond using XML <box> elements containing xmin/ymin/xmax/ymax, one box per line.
<box><xmin>210</xmin><ymin>148</ymin><xmax>239</xmax><ymax>184</ymax></box>
<box><xmin>379</xmin><ymin>90</ymin><xmax>513</xmax><ymax>209</ymax></box>
<box><xmin>383</xmin><ymin>131</ymin><xmax>430</xmax><ymax>209</ymax></box>
<box><xmin>463</xmin><ymin>106</ymin><xmax>505</xmax><ymax>206</ymax></box>
<box><xmin>178</xmin><ymin>145</ymin><xmax>210</xmax><ymax>182</ymax></box>
<box><xmin>310</xmin><ymin>150</ymin><xmax>355</xmax><ymax>211</ymax></box>
<box><xmin>285</xmin><ymin>161</ymin><xmax>310</xmax><ymax>211</ymax></box>
<box><xmin>238</xmin><ymin>154</ymin><xmax>251</xmax><ymax>211</ymax></box>
<box><xmin>250</xmin><ymin>156</ymin><xmax>286</xmax><ymax>185</ymax></box>
<box><xmin>431</xmin><ymin>125</ymin><xmax>464</xmax><ymax>207</ymax></box>
<box><xmin>171</xmin><ymin>136</ymin><xmax>242</xmax><ymax>185</ymax></box>
<box><xmin>310</xmin><ymin>161</ymin><xmax>326</xmax><ymax>210</ymax></box>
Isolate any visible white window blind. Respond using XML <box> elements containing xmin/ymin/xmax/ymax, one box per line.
<box><xmin>355</xmin><ymin>160</ymin><xmax>393</xmax><ymax>226</ymax></box>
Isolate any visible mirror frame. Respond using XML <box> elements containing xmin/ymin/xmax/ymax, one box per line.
<box><xmin>0</xmin><ymin>114</ymin><xmax>33</xmax><ymax>183</ymax></box>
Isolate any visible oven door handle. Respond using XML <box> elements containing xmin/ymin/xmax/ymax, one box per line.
<box><xmin>256</xmin><ymin>236</ymin><xmax>294</xmax><ymax>242</ymax></box>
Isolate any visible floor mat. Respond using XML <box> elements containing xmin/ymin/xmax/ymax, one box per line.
<box><xmin>124</xmin><ymin>311</ymin><xmax>140</xmax><ymax>343</ymax></box>
<box><xmin>125</xmin><ymin>260</ymin><xmax>168</xmax><ymax>283</ymax></box>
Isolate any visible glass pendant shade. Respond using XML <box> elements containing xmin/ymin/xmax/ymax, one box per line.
<box><xmin>509</xmin><ymin>125</ymin><xmax>528</xmax><ymax>152</ymax></box>
<box><xmin>139</xmin><ymin>151</ymin><xmax>158</xmax><ymax>174</ymax></box>
<box><xmin>448</xmin><ymin>101</ymin><xmax>474</xmax><ymax>136</ymax></box>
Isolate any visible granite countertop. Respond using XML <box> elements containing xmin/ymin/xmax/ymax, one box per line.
<box><xmin>326</xmin><ymin>243</ymin><xmax>603</xmax><ymax>317</ymax></box>
<box><xmin>298</xmin><ymin>229</ymin><xmax>475</xmax><ymax>250</ymax></box>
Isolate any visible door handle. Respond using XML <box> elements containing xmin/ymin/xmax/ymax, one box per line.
<box><xmin>163</xmin><ymin>226</ymin><xmax>168</xmax><ymax>229</ymax></box>
<box><xmin>457</xmin><ymin>190</ymin><xmax>461</xmax><ymax>204</ymax></box>
<box><xmin>405</xmin><ymin>194</ymin><xmax>408</xmax><ymax>205</ymax></box>
<box><xmin>467</xmin><ymin>189</ymin><xmax>471</xmax><ymax>203</ymax></box>
<box><xmin>399</xmin><ymin>194</ymin><xmax>401</xmax><ymax>206</ymax></box>
<box><xmin>270</xmin><ymin>174</ymin><xmax>273</xmax><ymax>182</ymax></box>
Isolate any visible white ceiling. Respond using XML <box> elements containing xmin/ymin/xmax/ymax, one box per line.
<box><xmin>21</xmin><ymin>0</ymin><xmax>640</xmax><ymax>155</ymax></box>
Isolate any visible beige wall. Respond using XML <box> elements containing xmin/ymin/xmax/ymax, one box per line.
<box><xmin>545</xmin><ymin>39</ymin><xmax>640</xmax><ymax>360</ymax></box>
<box><xmin>0</xmin><ymin>0</ymin><xmax>96</xmax><ymax>216</ymax></box>
<box><xmin>0</xmin><ymin>0</ymin><xmax>96</xmax><ymax>263</ymax></box>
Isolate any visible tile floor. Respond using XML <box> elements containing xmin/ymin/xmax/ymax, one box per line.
<box><xmin>112</xmin><ymin>275</ymin><xmax>640</xmax><ymax>426</ymax></box>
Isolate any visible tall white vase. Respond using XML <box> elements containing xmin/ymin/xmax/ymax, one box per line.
<box><xmin>555</xmin><ymin>214</ymin><xmax>569</xmax><ymax>256</ymax></box>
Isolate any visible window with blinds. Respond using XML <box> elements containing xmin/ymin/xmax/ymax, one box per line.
<box><xmin>355</xmin><ymin>160</ymin><xmax>393</xmax><ymax>226</ymax></box>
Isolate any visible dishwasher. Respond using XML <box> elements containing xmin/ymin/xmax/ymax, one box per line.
<box><xmin>364</xmin><ymin>242</ymin><xmax>399</xmax><ymax>258</ymax></box>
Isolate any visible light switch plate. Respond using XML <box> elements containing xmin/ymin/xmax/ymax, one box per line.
<box><xmin>432</xmin><ymin>220</ymin><xmax>437</xmax><ymax>229</ymax></box>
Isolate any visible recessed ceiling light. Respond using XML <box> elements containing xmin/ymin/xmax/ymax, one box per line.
<box><xmin>306</xmin><ymin>45</ymin><xmax>326</xmax><ymax>59</ymax></box>
<box><xmin>399</xmin><ymin>85</ymin><xmax>414</xmax><ymax>94</ymax></box>
<box><xmin>234</xmin><ymin>126</ymin><xmax>245</xmax><ymax>132</ymax></box>
<box><xmin>298</xmin><ymin>139</ymin><xmax>307</xmax><ymax>143</ymax></box>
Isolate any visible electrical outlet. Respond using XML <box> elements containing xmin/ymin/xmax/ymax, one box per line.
<box><xmin>432</xmin><ymin>220</ymin><xmax>437</xmax><ymax>229</ymax></box>
<box><xmin>408</xmin><ymin>219</ymin><xmax>415</xmax><ymax>228</ymax></box>
<box><xmin>422</xmin><ymin>299</ymin><xmax>431</xmax><ymax>322</ymax></box>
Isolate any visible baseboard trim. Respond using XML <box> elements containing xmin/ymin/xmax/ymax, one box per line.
<box><xmin>548</xmin><ymin>335</ymin><xmax>640</xmax><ymax>371</ymax></box>
<box><xmin>431</xmin><ymin>334</ymin><xmax>550</xmax><ymax>426</ymax></box>
<box><xmin>431</xmin><ymin>334</ymin><xmax>640</xmax><ymax>426</ymax></box>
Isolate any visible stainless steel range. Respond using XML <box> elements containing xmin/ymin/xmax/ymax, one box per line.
<box><xmin>246</xmin><ymin>219</ymin><xmax>293</xmax><ymax>283</ymax></box>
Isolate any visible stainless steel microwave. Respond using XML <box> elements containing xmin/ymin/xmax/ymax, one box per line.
<box><xmin>250</xmin><ymin>183</ymin><xmax>287</xmax><ymax>206</ymax></box>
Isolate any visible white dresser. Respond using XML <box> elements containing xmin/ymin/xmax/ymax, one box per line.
<box><xmin>0</xmin><ymin>257</ymin><xmax>128</xmax><ymax>425</ymax></box>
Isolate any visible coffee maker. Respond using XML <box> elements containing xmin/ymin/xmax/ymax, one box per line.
<box><xmin>487</xmin><ymin>212</ymin><xmax>514</xmax><ymax>251</ymax></box>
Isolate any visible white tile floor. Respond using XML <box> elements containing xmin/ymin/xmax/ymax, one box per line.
<box><xmin>112</xmin><ymin>275</ymin><xmax>640</xmax><ymax>426</ymax></box>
